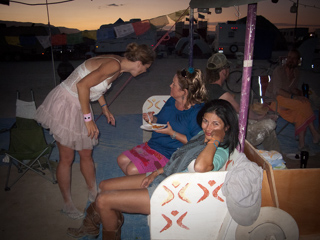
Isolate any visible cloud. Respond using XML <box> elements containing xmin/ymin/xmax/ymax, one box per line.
<box><xmin>98</xmin><ymin>3</ymin><xmax>124</xmax><ymax>9</ymax></box>
<box><xmin>107</xmin><ymin>3</ymin><xmax>124</xmax><ymax>7</ymax></box>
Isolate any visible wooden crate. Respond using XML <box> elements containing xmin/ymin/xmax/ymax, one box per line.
<box><xmin>244</xmin><ymin>140</ymin><xmax>320</xmax><ymax>236</ymax></box>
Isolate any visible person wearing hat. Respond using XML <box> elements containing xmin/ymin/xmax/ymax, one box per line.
<box><xmin>205</xmin><ymin>53</ymin><xmax>280</xmax><ymax>151</ymax></box>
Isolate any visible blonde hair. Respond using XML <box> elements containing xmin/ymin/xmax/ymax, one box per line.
<box><xmin>177</xmin><ymin>68</ymin><xmax>208</xmax><ymax>109</ymax></box>
<box><xmin>124</xmin><ymin>43</ymin><xmax>156</xmax><ymax>65</ymax></box>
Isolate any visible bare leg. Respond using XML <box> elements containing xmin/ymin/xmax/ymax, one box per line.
<box><xmin>96</xmin><ymin>174</ymin><xmax>150</xmax><ymax>230</ymax></box>
<box><xmin>298</xmin><ymin>130</ymin><xmax>306</xmax><ymax>149</ymax></box>
<box><xmin>308</xmin><ymin>122</ymin><xmax>320</xmax><ymax>143</ymax></box>
<box><xmin>117</xmin><ymin>153</ymin><xmax>139</xmax><ymax>175</ymax></box>
<box><xmin>56</xmin><ymin>142</ymin><xmax>84</xmax><ymax>219</ymax></box>
<box><xmin>79</xmin><ymin>149</ymin><xmax>97</xmax><ymax>202</ymax></box>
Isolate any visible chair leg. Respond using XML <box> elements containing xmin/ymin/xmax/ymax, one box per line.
<box><xmin>4</xmin><ymin>153</ymin><xmax>57</xmax><ymax>191</ymax></box>
<box><xmin>5</xmin><ymin>159</ymin><xmax>13</xmax><ymax>191</ymax></box>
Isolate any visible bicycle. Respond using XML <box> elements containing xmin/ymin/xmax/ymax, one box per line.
<box><xmin>226</xmin><ymin>58</ymin><xmax>280</xmax><ymax>94</ymax></box>
<box><xmin>311</xmin><ymin>57</ymin><xmax>320</xmax><ymax>73</ymax></box>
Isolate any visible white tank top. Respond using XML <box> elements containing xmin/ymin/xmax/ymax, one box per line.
<box><xmin>61</xmin><ymin>57</ymin><xmax>120</xmax><ymax>101</ymax></box>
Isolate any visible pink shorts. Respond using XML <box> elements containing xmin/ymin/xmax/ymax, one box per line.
<box><xmin>122</xmin><ymin>142</ymin><xmax>169</xmax><ymax>174</ymax></box>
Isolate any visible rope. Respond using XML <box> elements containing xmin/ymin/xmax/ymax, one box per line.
<box><xmin>95</xmin><ymin>6</ymin><xmax>190</xmax><ymax>122</ymax></box>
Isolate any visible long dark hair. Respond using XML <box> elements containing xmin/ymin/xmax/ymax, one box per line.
<box><xmin>197</xmin><ymin>99</ymin><xmax>239</xmax><ymax>154</ymax></box>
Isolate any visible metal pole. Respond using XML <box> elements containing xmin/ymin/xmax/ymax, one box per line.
<box><xmin>294</xmin><ymin>0</ymin><xmax>299</xmax><ymax>44</ymax></box>
<box><xmin>188</xmin><ymin>8</ymin><xmax>194</xmax><ymax>68</ymax></box>
<box><xmin>46</xmin><ymin>0</ymin><xmax>57</xmax><ymax>87</ymax></box>
<box><xmin>238</xmin><ymin>3</ymin><xmax>257</xmax><ymax>152</ymax></box>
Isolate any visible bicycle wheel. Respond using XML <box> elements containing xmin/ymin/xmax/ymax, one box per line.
<box><xmin>311</xmin><ymin>58</ymin><xmax>320</xmax><ymax>73</ymax></box>
<box><xmin>226</xmin><ymin>70</ymin><xmax>242</xmax><ymax>93</ymax></box>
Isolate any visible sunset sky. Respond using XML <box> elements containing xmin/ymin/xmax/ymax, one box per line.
<box><xmin>1</xmin><ymin>0</ymin><xmax>320</xmax><ymax>32</ymax></box>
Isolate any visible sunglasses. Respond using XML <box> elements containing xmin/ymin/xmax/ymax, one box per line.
<box><xmin>181</xmin><ymin>68</ymin><xmax>188</xmax><ymax>78</ymax></box>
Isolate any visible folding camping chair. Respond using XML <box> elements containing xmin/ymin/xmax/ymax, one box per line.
<box><xmin>3</xmin><ymin>90</ymin><xmax>57</xmax><ymax>191</ymax></box>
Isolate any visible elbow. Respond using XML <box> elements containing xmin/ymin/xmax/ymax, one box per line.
<box><xmin>76</xmin><ymin>82</ymin><xmax>83</xmax><ymax>90</ymax></box>
<box><xmin>194</xmin><ymin>163</ymin><xmax>214</xmax><ymax>172</ymax></box>
<box><xmin>76</xmin><ymin>81</ymin><xmax>88</xmax><ymax>92</ymax></box>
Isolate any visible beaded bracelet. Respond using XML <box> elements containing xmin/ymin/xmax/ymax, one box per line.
<box><xmin>84</xmin><ymin>113</ymin><xmax>92</xmax><ymax>122</ymax></box>
<box><xmin>101</xmin><ymin>103</ymin><xmax>107</xmax><ymax>108</ymax></box>
<box><xmin>208</xmin><ymin>139</ymin><xmax>220</xmax><ymax>149</ymax></box>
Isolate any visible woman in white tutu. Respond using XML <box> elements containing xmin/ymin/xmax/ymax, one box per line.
<box><xmin>35</xmin><ymin>43</ymin><xmax>155</xmax><ymax>219</ymax></box>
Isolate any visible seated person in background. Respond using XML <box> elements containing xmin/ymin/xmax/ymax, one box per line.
<box><xmin>67</xmin><ymin>99</ymin><xmax>240</xmax><ymax>239</ymax></box>
<box><xmin>205</xmin><ymin>52</ymin><xmax>280</xmax><ymax>151</ymax></box>
<box><xmin>117</xmin><ymin>68</ymin><xmax>208</xmax><ymax>175</ymax></box>
<box><xmin>265</xmin><ymin>48</ymin><xmax>320</xmax><ymax>151</ymax></box>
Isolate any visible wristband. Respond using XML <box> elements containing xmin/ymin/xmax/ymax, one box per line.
<box><xmin>208</xmin><ymin>139</ymin><xmax>220</xmax><ymax>148</ymax></box>
<box><xmin>171</xmin><ymin>131</ymin><xmax>176</xmax><ymax>140</ymax></box>
<box><xmin>84</xmin><ymin>113</ymin><xmax>92</xmax><ymax>122</ymax></box>
<box><xmin>101</xmin><ymin>103</ymin><xmax>107</xmax><ymax>108</ymax></box>
<box><xmin>154</xmin><ymin>169</ymin><xmax>160</xmax><ymax>175</ymax></box>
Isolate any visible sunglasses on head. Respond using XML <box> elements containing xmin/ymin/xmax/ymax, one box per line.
<box><xmin>181</xmin><ymin>68</ymin><xmax>188</xmax><ymax>78</ymax></box>
<box><xmin>181</xmin><ymin>67</ymin><xmax>195</xmax><ymax>78</ymax></box>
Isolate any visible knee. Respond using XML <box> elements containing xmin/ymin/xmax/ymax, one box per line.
<box><xmin>58</xmin><ymin>156</ymin><xmax>74</xmax><ymax>167</ymax></box>
<box><xmin>96</xmin><ymin>192</ymin><xmax>110</xmax><ymax>211</ymax></box>
<box><xmin>117</xmin><ymin>154</ymin><xmax>128</xmax><ymax>166</ymax></box>
<box><xmin>126</xmin><ymin>163</ymin><xmax>139</xmax><ymax>176</ymax></box>
<box><xmin>99</xmin><ymin>180</ymin><xmax>112</xmax><ymax>192</ymax></box>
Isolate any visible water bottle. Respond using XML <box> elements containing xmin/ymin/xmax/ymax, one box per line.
<box><xmin>302</xmin><ymin>83</ymin><xmax>309</xmax><ymax>98</ymax></box>
<box><xmin>300</xmin><ymin>151</ymin><xmax>309</xmax><ymax>168</ymax></box>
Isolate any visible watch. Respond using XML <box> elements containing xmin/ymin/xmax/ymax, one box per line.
<box><xmin>171</xmin><ymin>131</ymin><xmax>176</xmax><ymax>139</ymax></box>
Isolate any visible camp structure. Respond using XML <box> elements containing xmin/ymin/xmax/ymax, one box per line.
<box><xmin>188</xmin><ymin>0</ymin><xmax>320</xmax><ymax>238</ymax></box>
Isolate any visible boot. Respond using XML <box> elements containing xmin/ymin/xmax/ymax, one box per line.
<box><xmin>67</xmin><ymin>202</ymin><xmax>101</xmax><ymax>238</ymax></box>
<box><xmin>102</xmin><ymin>213</ymin><xmax>124</xmax><ymax>240</ymax></box>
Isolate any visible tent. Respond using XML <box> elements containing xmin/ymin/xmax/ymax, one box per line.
<box><xmin>175</xmin><ymin>36</ymin><xmax>212</xmax><ymax>58</ymax></box>
<box><xmin>236</xmin><ymin>15</ymin><xmax>287</xmax><ymax>59</ymax></box>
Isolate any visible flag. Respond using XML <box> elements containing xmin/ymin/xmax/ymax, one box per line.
<box><xmin>132</xmin><ymin>20</ymin><xmax>150</xmax><ymax>36</ymax></box>
<box><xmin>51</xmin><ymin>34</ymin><xmax>67</xmax><ymax>46</ymax></box>
<box><xmin>5</xmin><ymin>36</ymin><xmax>20</xmax><ymax>46</ymax></box>
<box><xmin>82</xmin><ymin>30</ymin><xmax>97</xmax><ymax>40</ymax></box>
<box><xmin>96</xmin><ymin>27</ymin><xmax>115</xmax><ymax>41</ymax></box>
<box><xmin>67</xmin><ymin>32</ymin><xmax>83</xmax><ymax>45</ymax></box>
<box><xmin>19</xmin><ymin>36</ymin><xmax>37</xmax><ymax>46</ymax></box>
<box><xmin>149</xmin><ymin>15</ymin><xmax>169</xmax><ymax>28</ymax></box>
<box><xmin>168</xmin><ymin>9</ymin><xmax>189</xmax><ymax>22</ymax></box>
<box><xmin>114</xmin><ymin>23</ymin><xmax>135</xmax><ymax>38</ymax></box>
<box><xmin>36</xmin><ymin>36</ymin><xmax>51</xmax><ymax>49</ymax></box>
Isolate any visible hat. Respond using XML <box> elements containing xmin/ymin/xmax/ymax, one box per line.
<box><xmin>207</xmin><ymin>53</ymin><xmax>231</xmax><ymax>70</ymax></box>
<box><xmin>235</xmin><ymin>207</ymin><xmax>299</xmax><ymax>240</ymax></box>
<box><xmin>221</xmin><ymin>155</ymin><xmax>263</xmax><ymax>226</ymax></box>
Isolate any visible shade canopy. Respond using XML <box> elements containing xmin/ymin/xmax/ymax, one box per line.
<box><xmin>189</xmin><ymin>0</ymin><xmax>266</xmax><ymax>8</ymax></box>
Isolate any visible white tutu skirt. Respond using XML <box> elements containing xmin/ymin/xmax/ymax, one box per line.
<box><xmin>35</xmin><ymin>85</ymin><xmax>98</xmax><ymax>151</ymax></box>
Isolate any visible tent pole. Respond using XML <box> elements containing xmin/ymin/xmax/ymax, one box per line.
<box><xmin>46</xmin><ymin>0</ymin><xmax>57</xmax><ymax>87</ymax></box>
<box><xmin>188</xmin><ymin>8</ymin><xmax>194</xmax><ymax>68</ymax></box>
<box><xmin>238</xmin><ymin>3</ymin><xmax>257</xmax><ymax>152</ymax></box>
